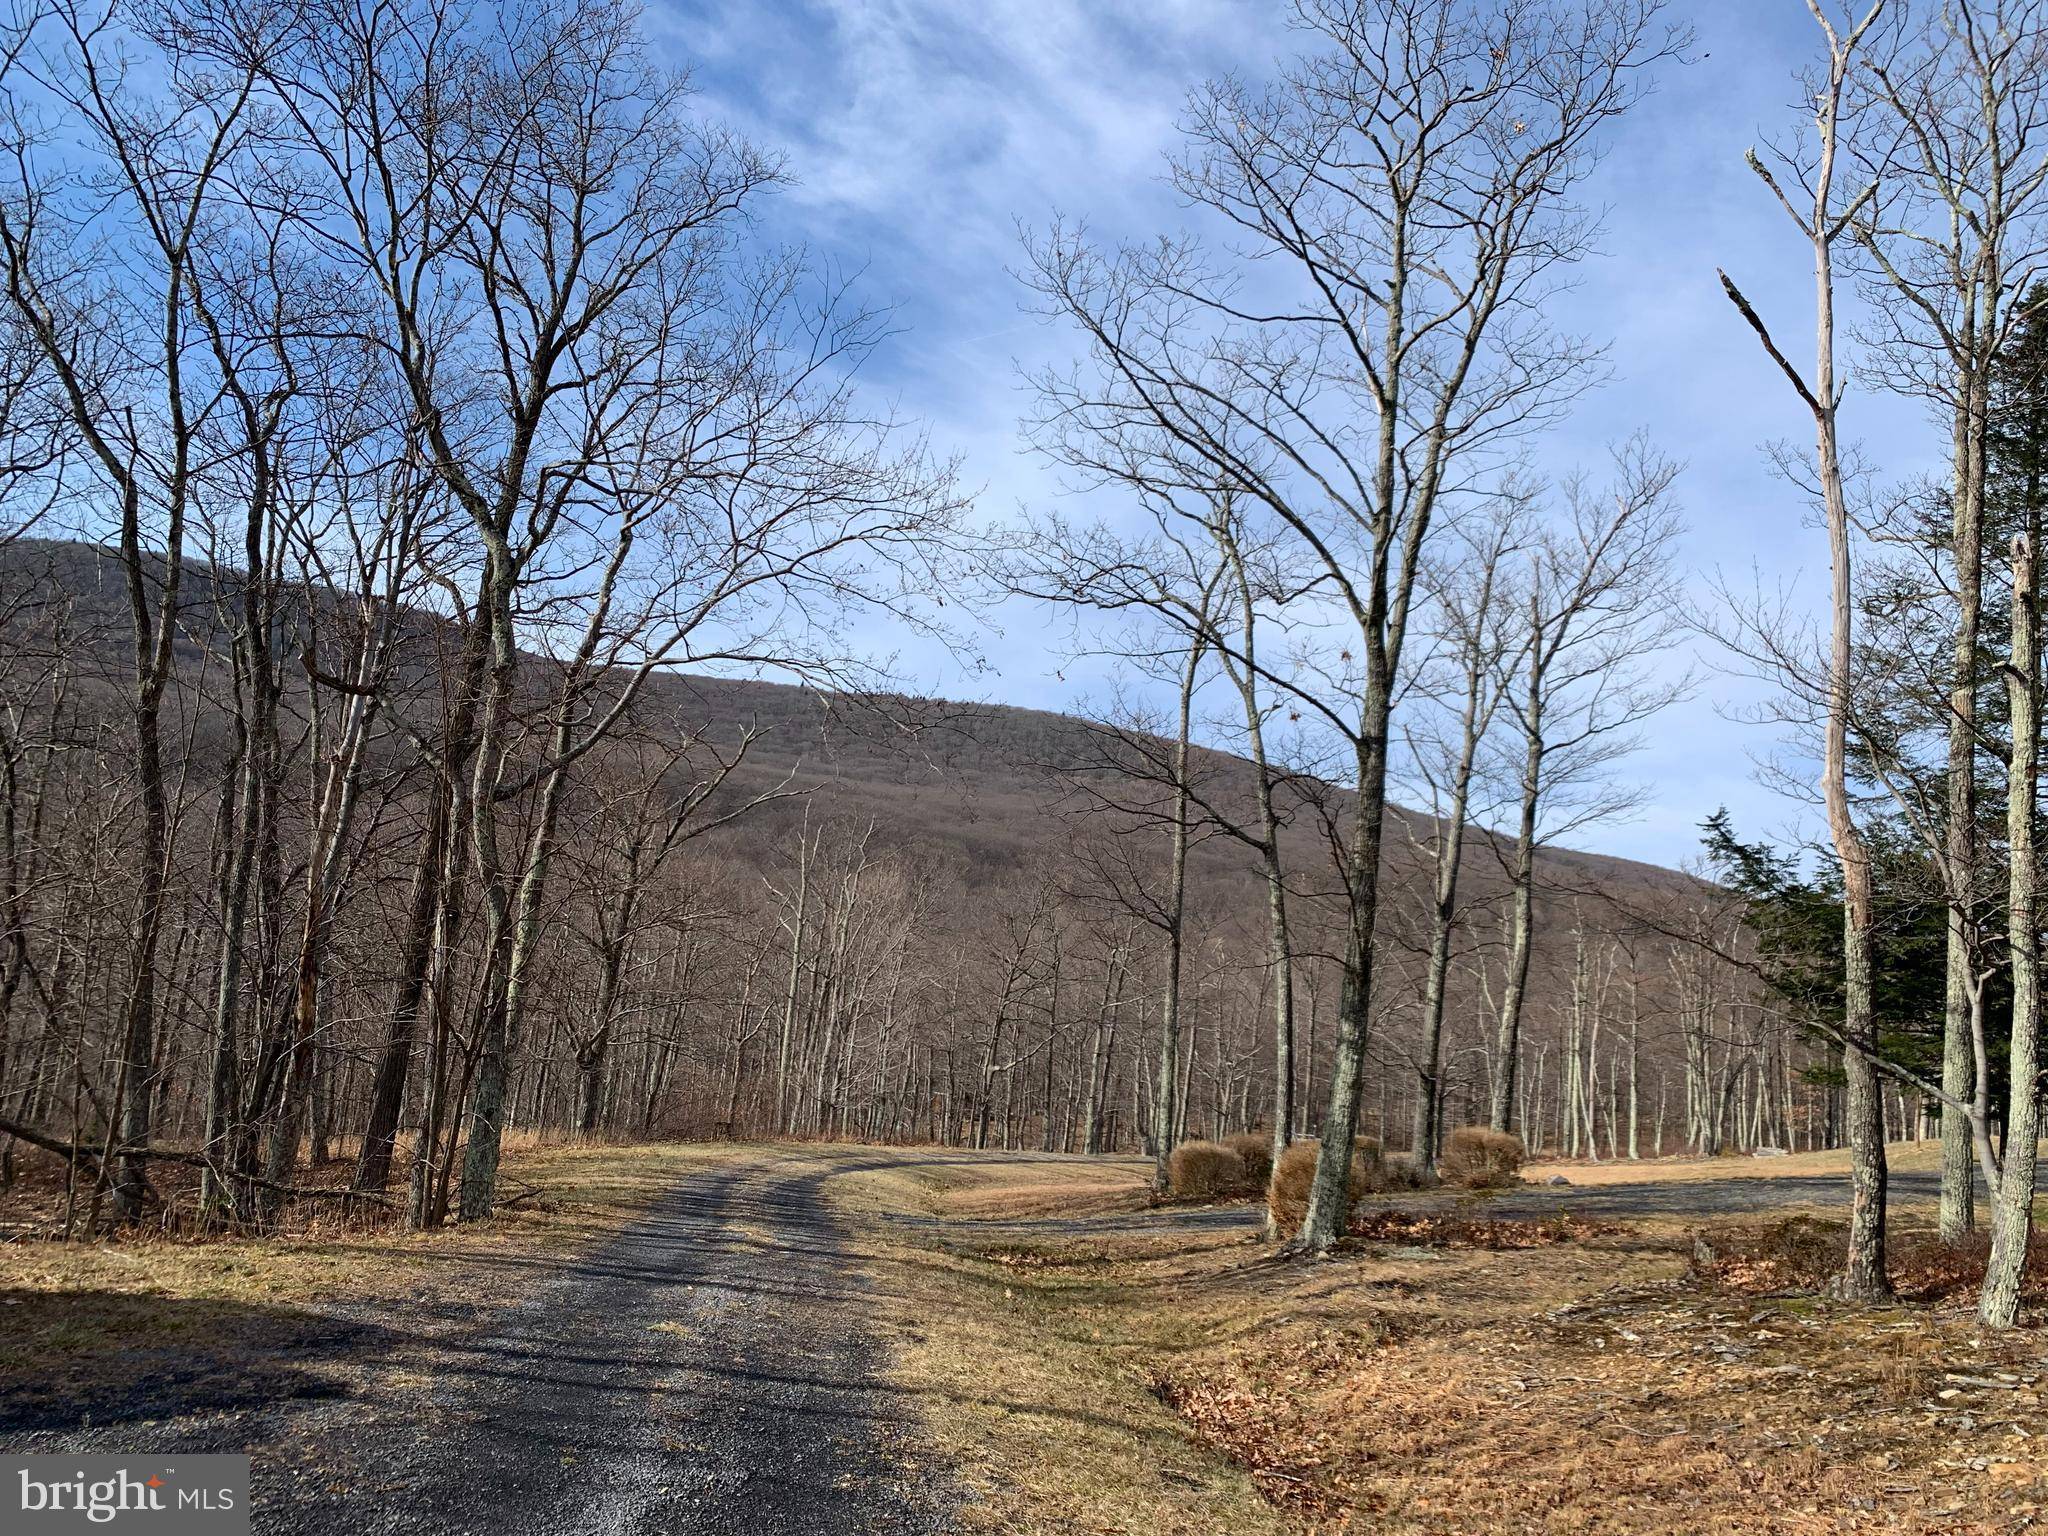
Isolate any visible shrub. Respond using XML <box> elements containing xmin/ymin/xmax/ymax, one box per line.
<box><xmin>1168</xmin><ymin>1140</ymin><xmax>1248</xmax><ymax>1202</ymax></box>
<box><xmin>1266</xmin><ymin>1138</ymin><xmax>1442</xmax><ymax>1235</ymax></box>
<box><xmin>1267</xmin><ymin>1138</ymin><xmax>1365</xmax><ymax>1235</ymax></box>
<box><xmin>1222</xmin><ymin>1131</ymin><xmax>1274</xmax><ymax>1191</ymax></box>
<box><xmin>1438</xmin><ymin>1127</ymin><xmax>1525</xmax><ymax>1189</ymax></box>
<box><xmin>1693</xmin><ymin>1219</ymin><xmax>2048</xmax><ymax>1305</ymax></box>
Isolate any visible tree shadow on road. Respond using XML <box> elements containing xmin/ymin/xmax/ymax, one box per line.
<box><xmin>0</xmin><ymin>1287</ymin><xmax>399</xmax><ymax>1434</ymax></box>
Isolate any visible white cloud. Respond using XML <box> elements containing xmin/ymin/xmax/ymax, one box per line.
<box><xmin>650</xmin><ymin>0</ymin><xmax>1949</xmax><ymax>870</ymax></box>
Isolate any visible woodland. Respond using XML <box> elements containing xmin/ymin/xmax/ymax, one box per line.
<box><xmin>0</xmin><ymin>0</ymin><xmax>2041</xmax><ymax>1342</ymax></box>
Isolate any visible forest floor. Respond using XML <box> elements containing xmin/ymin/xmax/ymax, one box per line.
<box><xmin>4</xmin><ymin>1141</ymin><xmax>2048</xmax><ymax>1534</ymax></box>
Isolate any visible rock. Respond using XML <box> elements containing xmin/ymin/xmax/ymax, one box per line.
<box><xmin>1546</xmin><ymin>1174</ymin><xmax>1570</xmax><ymax>1186</ymax></box>
<box><xmin>1753</xmin><ymin>1146</ymin><xmax>1790</xmax><ymax>1158</ymax></box>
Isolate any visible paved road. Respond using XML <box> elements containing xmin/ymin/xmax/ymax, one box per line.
<box><xmin>9</xmin><ymin>1161</ymin><xmax>951</xmax><ymax>1536</ymax></box>
<box><xmin>1498</xmin><ymin>1167</ymin><xmax>1976</xmax><ymax>1220</ymax></box>
<box><xmin>884</xmin><ymin>1164</ymin><xmax>2016</xmax><ymax>1243</ymax></box>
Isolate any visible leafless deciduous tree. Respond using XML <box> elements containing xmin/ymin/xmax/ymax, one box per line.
<box><xmin>1720</xmin><ymin>0</ymin><xmax>1895</xmax><ymax>1302</ymax></box>
<box><xmin>1022</xmin><ymin>0</ymin><xmax>1681</xmax><ymax>1252</ymax></box>
<box><xmin>1485</xmin><ymin>442</ymin><xmax>1686</xmax><ymax>1135</ymax></box>
<box><xmin>1849</xmin><ymin>0</ymin><xmax>2048</xmax><ymax>1244</ymax></box>
<box><xmin>0</xmin><ymin>0</ymin><xmax>962</xmax><ymax>1225</ymax></box>
<box><xmin>1397</xmin><ymin>503</ymin><xmax>1520</xmax><ymax>1169</ymax></box>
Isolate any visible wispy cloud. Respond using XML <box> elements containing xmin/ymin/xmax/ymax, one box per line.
<box><xmin>650</xmin><ymin>0</ymin><xmax>1947</xmax><ymax>870</ymax></box>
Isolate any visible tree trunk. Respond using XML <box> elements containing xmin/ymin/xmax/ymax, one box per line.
<box><xmin>1491</xmin><ymin>635</ymin><xmax>1543</xmax><ymax>1133</ymax></box>
<box><xmin>1296</xmin><ymin>707</ymin><xmax>1392</xmax><ymax>1252</ymax></box>
<box><xmin>1982</xmin><ymin>531</ymin><xmax>2039</xmax><ymax>1328</ymax></box>
<box><xmin>1151</xmin><ymin>634</ymin><xmax>1204</xmax><ymax>1194</ymax></box>
<box><xmin>1940</xmin><ymin>357</ymin><xmax>1988</xmax><ymax>1243</ymax></box>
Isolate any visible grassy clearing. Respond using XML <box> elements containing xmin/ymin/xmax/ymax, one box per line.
<box><xmin>833</xmin><ymin>1159</ymin><xmax>1287</xmax><ymax>1536</ymax></box>
<box><xmin>834</xmin><ymin>1146</ymin><xmax>1157</xmax><ymax>1222</ymax></box>
<box><xmin>838</xmin><ymin>1151</ymin><xmax>2048</xmax><ymax>1536</ymax></box>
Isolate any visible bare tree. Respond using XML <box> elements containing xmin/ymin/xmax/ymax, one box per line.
<box><xmin>1850</xmin><ymin>0</ymin><xmax>2048</xmax><ymax>1244</ymax></box>
<box><xmin>562</xmin><ymin>729</ymin><xmax>791</xmax><ymax>1136</ymax></box>
<box><xmin>1486</xmin><ymin>441</ymin><xmax>1686</xmax><ymax>1134</ymax></box>
<box><xmin>202</xmin><ymin>0</ymin><xmax>965</xmax><ymax>1219</ymax></box>
<box><xmin>1982</xmin><ymin>528</ymin><xmax>2039</xmax><ymax>1326</ymax></box>
<box><xmin>0</xmin><ymin>0</ymin><xmax>283</xmax><ymax>1218</ymax></box>
<box><xmin>1720</xmin><ymin>0</ymin><xmax>1895</xmax><ymax>1301</ymax></box>
<box><xmin>1398</xmin><ymin>502</ymin><xmax>1521</xmax><ymax>1168</ymax></box>
<box><xmin>1023</xmin><ymin>0</ymin><xmax>1679</xmax><ymax>1252</ymax></box>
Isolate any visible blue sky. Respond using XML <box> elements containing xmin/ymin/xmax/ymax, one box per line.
<box><xmin>653</xmin><ymin>0</ymin><xmax>1943</xmax><ymax>871</ymax></box>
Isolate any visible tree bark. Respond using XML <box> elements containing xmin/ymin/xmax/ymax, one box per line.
<box><xmin>1982</xmin><ymin>531</ymin><xmax>2039</xmax><ymax>1327</ymax></box>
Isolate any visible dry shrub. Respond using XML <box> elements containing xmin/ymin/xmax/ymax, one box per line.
<box><xmin>1373</xmin><ymin>1152</ymin><xmax>1433</xmax><ymax>1193</ymax></box>
<box><xmin>1266</xmin><ymin>1138</ymin><xmax>1444</xmax><ymax>1234</ymax></box>
<box><xmin>1889</xmin><ymin>1228</ymin><xmax>2048</xmax><ymax>1303</ymax></box>
<box><xmin>1168</xmin><ymin>1140</ymin><xmax>1248</xmax><ymax>1202</ymax></box>
<box><xmin>1223</xmin><ymin>1131</ymin><xmax>1274</xmax><ymax>1190</ymax></box>
<box><xmin>1690</xmin><ymin>1216</ymin><xmax>1844</xmax><ymax>1293</ymax></box>
<box><xmin>1351</xmin><ymin>1137</ymin><xmax>1387</xmax><ymax>1185</ymax></box>
<box><xmin>1268</xmin><ymin>1140</ymin><xmax>1339</xmax><ymax>1235</ymax></box>
<box><xmin>1437</xmin><ymin>1126</ymin><xmax>1524</xmax><ymax>1189</ymax></box>
<box><xmin>1267</xmin><ymin>1139</ymin><xmax>1376</xmax><ymax>1235</ymax></box>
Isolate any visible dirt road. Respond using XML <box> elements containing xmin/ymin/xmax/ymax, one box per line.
<box><xmin>7</xmin><ymin>1159</ymin><xmax>950</xmax><ymax>1536</ymax></box>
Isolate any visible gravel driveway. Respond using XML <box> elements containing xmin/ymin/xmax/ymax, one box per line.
<box><xmin>8</xmin><ymin>1159</ymin><xmax>952</xmax><ymax>1536</ymax></box>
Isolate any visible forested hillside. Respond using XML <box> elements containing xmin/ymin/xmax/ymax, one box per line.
<box><xmin>0</xmin><ymin>536</ymin><xmax>1828</xmax><ymax>1233</ymax></box>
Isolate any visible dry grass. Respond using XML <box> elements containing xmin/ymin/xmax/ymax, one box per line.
<box><xmin>835</xmin><ymin>1148</ymin><xmax>1158</xmax><ymax>1223</ymax></box>
<box><xmin>19</xmin><ymin>1138</ymin><xmax>2048</xmax><ymax>1534</ymax></box>
<box><xmin>1146</xmin><ymin>1221</ymin><xmax>2048</xmax><ymax>1533</ymax></box>
<box><xmin>834</xmin><ymin>1151</ymin><xmax>2048</xmax><ymax>1536</ymax></box>
<box><xmin>821</xmin><ymin>1150</ymin><xmax>1281</xmax><ymax>1535</ymax></box>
